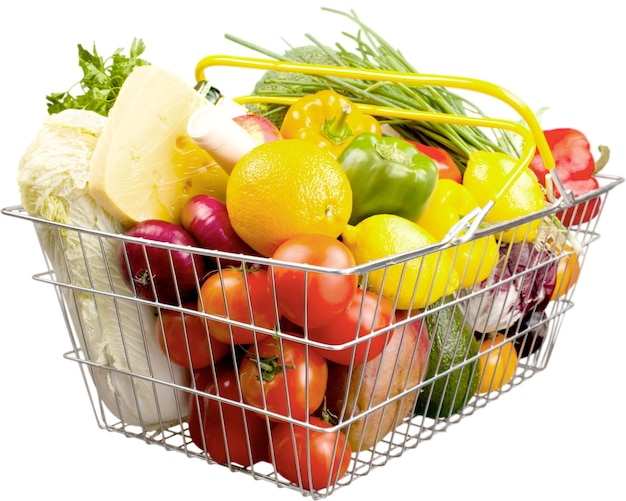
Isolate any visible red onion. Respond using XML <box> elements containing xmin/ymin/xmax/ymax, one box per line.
<box><xmin>119</xmin><ymin>219</ymin><xmax>205</xmax><ymax>305</ymax></box>
<box><xmin>180</xmin><ymin>194</ymin><xmax>259</xmax><ymax>267</ymax></box>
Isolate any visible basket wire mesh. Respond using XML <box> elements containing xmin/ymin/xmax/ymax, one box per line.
<box><xmin>2</xmin><ymin>57</ymin><xmax>624</xmax><ymax>498</ymax></box>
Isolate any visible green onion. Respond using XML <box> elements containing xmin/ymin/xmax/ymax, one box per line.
<box><xmin>225</xmin><ymin>8</ymin><xmax>520</xmax><ymax>170</ymax></box>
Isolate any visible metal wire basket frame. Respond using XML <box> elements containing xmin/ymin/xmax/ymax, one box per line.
<box><xmin>2</xmin><ymin>58</ymin><xmax>624</xmax><ymax>499</ymax></box>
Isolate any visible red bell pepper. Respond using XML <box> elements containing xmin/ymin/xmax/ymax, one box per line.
<box><xmin>529</xmin><ymin>128</ymin><xmax>609</xmax><ymax>226</ymax></box>
<box><xmin>406</xmin><ymin>140</ymin><xmax>463</xmax><ymax>183</ymax></box>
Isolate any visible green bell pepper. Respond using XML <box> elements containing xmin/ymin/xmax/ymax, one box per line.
<box><xmin>338</xmin><ymin>132</ymin><xmax>439</xmax><ymax>226</ymax></box>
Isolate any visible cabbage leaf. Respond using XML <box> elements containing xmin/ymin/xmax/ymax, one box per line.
<box><xmin>18</xmin><ymin>109</ymin><xmax>188</xmax><ymax>430</ymax></box>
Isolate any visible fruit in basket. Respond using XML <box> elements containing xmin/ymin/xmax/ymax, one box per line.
<box><xmin>463</xmin><ymin>151</ymin><xmax>546</xmax><ymax>243</ymax></box>
<box><xmin>551</xmin><ymin>250</ymin><xmax>581</xmax><ymax>300</ymax></box>
<box><xmin>308</xmin><ymin>288</ymin><xmax>395</xmax><ymax>366</ymax></box>
<box><xmin>270</xmin><ymin>234</ymin><xmax>359</xmax><ymax>329</ymax></box>
<box><xmin>188</xmin><ymin>365</ymin><xmax>217</xmax><ymax>447</ymax></box>
<box><xmin>476</xmin><ymin>333</ymin><xmax>518</xmax><ymax>394</ymax></box>
<box><xmin>414</xmin><ymin>297</ymin><xmax>480</xmax><ymax>419</ymax></box>
<box><xmin>232</xmin><ymin>113</ymin><xmax>282</xmax><ymax>144</ymax></box>
<box><xmin>528</xmin><ymin>128</ymin><xmax>609</xmax><ymax>226</ymax></box>
<box><xmin>324</xmin><ymin>310</ymin><xmax>430</xmax><ymax>452</ymax></box>
<box><xmin>280</xmin><ymin>89</ymin><xmax>382</xmax><ymax>159</ymax></box>
<box><xmin>271</xmin><ymin>416</ymin><xmax>352</xmax><ymax>491</ymax></box>
<box><xmin>180</xmin><ymin>194</ymin><xmax>260</xmax><ymax>266</ymax></box>
<box><xmin>239</xmin><ymin>336</ymin><xmax>328</xmax><ymax>422</ymax></box>
<box><xmin>226</xmin><ymin>139</ymin><xmax>353</xmax><ymax>257</ymax></box>
<box><xmin>417</xmin><ymin>179</ymin><xmax>499</xmax><ymax>289</ymax></box>
<box><xmin>119</xmin><ymin>219</ymin><xmax>206</xmax><ymax>305</ymax></box>
<box><xmin>155</xmin><ymin>302</ymin><xmax>230</xmax><ymax>369</ymax></box>
<box><xmin>191</xmin><ymin>366</ymin><xmax>270</xmax><ymax>467</ymax></box>
<box><xmin>338</xmin><ymin>132</ymin><xmax>439</xmax><ymax>226</ymax></box>
<box><xmin>341</xmin><ymin>214</ymin><xmax>459</xmax><ymax>310</ymax></box>
<box><xmin>89</xmin><ymin>65</ymin><xmax>230</xmax><ymax>227</ymax></box>
<box><xmin>198</xmin><ymin>267</ymin><xmax>277</xmax><ymax>345</ymax></box>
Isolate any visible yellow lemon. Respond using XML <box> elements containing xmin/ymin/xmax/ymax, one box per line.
<box><xmin>341</xmin><ymin>214</ymin><xmax>460</xmax><ymax>310</ymax></box>
<box><xmin>417</xmin><ymin>179</ymin><xmax>499</xmax><ymax>289</ymax></box>
<box><xmin>226</xmin><ymin>139</ymin><xmax>353</xmax><ymax>257</ymax></box>
<box><xmin>463</xmin><ymin>151</ymin><xmax>546</xmax><ymax>243</ymax></box>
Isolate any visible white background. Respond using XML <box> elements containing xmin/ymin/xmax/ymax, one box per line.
<box><xmin>1</xmin><ymin>1</ymin><xmax>624</xmax><ymax>500</ymax></box>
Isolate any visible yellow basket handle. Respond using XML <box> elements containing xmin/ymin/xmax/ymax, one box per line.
<box><xmin>194</xmin><ymin>55</ymin><xmax>568</xmax><ymax>234</ymax></box>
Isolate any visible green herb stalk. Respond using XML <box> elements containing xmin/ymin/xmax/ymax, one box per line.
<box><xmin>225</xmin><ymin>8</ymin><xmax>519</xmax><ymax>170</ymax></box>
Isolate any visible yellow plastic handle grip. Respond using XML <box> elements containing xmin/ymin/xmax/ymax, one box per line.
<box><xmin>194</xmin><ymin>54</ymin><xmax>556</xmax><ymax>203</ymax></box>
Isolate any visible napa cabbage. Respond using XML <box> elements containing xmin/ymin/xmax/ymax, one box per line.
<box><xmin>17</xmin><ymin>109</ymin><xmax>189</xmax><ymax>430</ymax></box>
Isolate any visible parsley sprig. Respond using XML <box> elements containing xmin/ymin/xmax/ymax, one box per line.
<box><xmin>46</xmin><ymin>38</ymin><xmax>150</xmax><ymax>116</ymax></box>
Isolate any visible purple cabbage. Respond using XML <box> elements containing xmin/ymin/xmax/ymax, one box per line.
<box><xmin>463</xmin><ymin>241</ymin><xmax>558</xmax><ymax>333</ymax></box>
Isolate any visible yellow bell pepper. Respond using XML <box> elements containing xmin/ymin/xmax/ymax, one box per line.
<box><xmin>462</xmin><ymin>151</ymin><xmax>546</xmax><ymax>243</ymax></box>
<box><xmin>279</xmin><ymin>89</ymin><xmax>382</xmax><ymax>158</ymax></box>
<box><xmin>418</xmin><ymin>179</ymin><xmax>499</xmax><ymax>289</ymax></box>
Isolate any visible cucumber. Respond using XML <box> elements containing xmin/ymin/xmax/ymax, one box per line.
<box><xmin>414</xmin><ymin>297</ymin><xmax>480</xmax><ymax>419</ymax></box>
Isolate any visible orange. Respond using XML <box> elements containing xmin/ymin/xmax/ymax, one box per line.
<box><xmin>551</xmin><ymin>251</ymin><xmax>581</xmax><ymax>300</ymax></box>
<box><xmin>476</xmin><ymin>333</ymin><xmax>518</xmax><ymax>394</ymax></box>
<box><xmin>226</xmin><ymin>139</ymin><xmax>352</xmax><ymax>257</ymax></box>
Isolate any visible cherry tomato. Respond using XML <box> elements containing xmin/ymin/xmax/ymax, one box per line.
<box><xmin>308</xmin><ymin>289</ymin><xmax>395</xmax><ymax>366</ymax></box>
<box><xmin>240</xmin><ymin>336</ymin><xmax>328</xmax><ymax>422</ymax></box>
<box><xmin>270</xmin><ymin>416</ymin><xmax>352</xmax><ymax>491</ymax></box>
<box><xmin>201</xmin><ymin>368</ymin><xmax>270</xmax><ymax>466</ymax></box>
<box><xmin>155</xmin><ymin>303</ymin><xmax>230</xmax><ymax>369</ymax></box>
<box><xmin>198</xmin><ymin>267</ymin><xmax>277</xmax><ymax>345</ymax></box>
<box><xmin>477</xmin><ymin>333</ymin><xmax>518</xmax><ymax>394</ymax></box>
<box><xmin>270</xmin><ymin>234</ymin><xmax>358</xmax><ymax>329</ymax></box>
<box><xmin>551</xmin><ymin>251</ymin><xmax>581</xmax><ymax>300</ymax></box>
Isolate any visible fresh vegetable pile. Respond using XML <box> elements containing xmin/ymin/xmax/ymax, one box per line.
<box><xmin>14</xmin><ymin>8</ymin><xmax>617</xmax><ymax>495</ymax></box>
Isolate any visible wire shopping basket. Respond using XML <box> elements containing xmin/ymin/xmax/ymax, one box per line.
<box><xmin>2</xmin><ymin>56</ymin><xmax>624</xmax><ymax>498</ymax></box>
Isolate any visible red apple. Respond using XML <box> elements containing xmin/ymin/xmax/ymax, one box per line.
<box><xmin>233</xmin><ymin>113</ymin><xmax>282</xmax><ymax>145</ymax></box>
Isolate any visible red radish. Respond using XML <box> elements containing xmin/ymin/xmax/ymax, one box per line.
<box><xmin>119</xmin><ymin>219</ymin><xmax>205</xmax><ymax>305</ymax></box>
<box><xmin>180</xmin><ymin>194</ymin><xmax>259</xmax><ymax>267</ymax></box>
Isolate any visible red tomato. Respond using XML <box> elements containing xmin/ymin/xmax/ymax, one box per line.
<box><xmin>240</xmin><ymin>336</ymin><xmax>328</xmax><ymax>422</ymax></box>
<box><xmin>188</xmin><ymin>365</ymin><xmax>219</xmax><ymax>448</ymax></box>
<box><xmin>155</xmin><ymin>303</ymin><xmax>230</xmax><ymax>369</ymax></box>
<box><xmin>270</xmin><ymin>234</ymin><xmax>358</xmax><ymax>329</ymax></box>
<box><xmin>271</xmin><ymin>416</ymin><xmax>352</xmax><ymax>491</ymax></box>
<box><xmin>308</xmin><ymin>289</ymin><xmax>395</xmax><ymax>366</ymax></box>
<box><xmin>198</xmin><ymin>267</ymin><xmax>277</xmax><ymax>345</ymax></box>
<box><xmin>201</xmin><ymin>368</ymin><xmax>270</xmax><ymax>466</ymax></box>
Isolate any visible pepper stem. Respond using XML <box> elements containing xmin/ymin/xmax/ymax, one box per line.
<box><xmin>594</xmin><ymin>145</ymin><xmax>610</xmax><ymax>174</ymax></box>
<box><xmin>322</xmin><ymin>102</ymin><xmax>353</xmax><ymax>145</ymax></box>
<box><xmin>375</xmin><ymin>141</ymin><xmax>411</xmax><ymax>165</ymax></box>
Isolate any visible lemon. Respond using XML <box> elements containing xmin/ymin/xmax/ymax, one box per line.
<box><xmin>341</xmin><ymin>214</ymin><xmax>460</xmax><ymax>310</ymax></box>
<box><xmin>226</xmin><ymin>139</ymin><xmax>353</xmax><ymax>257</ymax></box>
